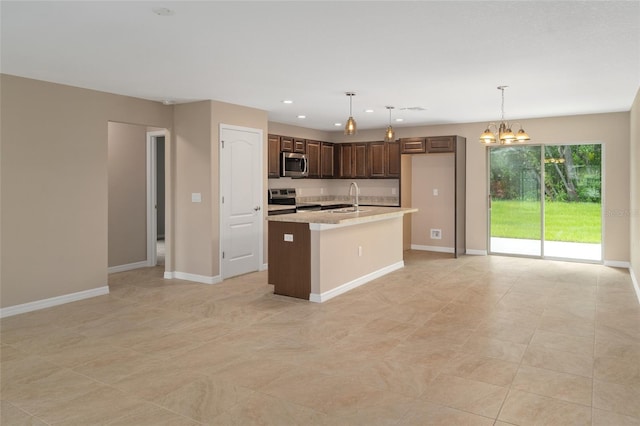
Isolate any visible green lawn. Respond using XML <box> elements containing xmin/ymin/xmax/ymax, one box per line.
<box><xmin>490</xmin><ymin>200</ymin><xmax>601</xmax><ymax>243</ymax></box>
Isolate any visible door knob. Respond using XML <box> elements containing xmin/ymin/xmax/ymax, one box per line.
<box><xmin>254</xmin><ymin>206</ymin><xmax>261</xmax><ymax>211</ymax></box>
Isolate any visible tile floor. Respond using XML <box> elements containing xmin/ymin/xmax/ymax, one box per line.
<box><xmin>1</xmin><ymin>251</ymin><xmax>639</xmax><ymax>425</ymax></box>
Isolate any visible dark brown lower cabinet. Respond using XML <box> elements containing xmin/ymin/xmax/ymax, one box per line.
<box><xmin>268</xmin><ymin>221</ymin><xmax>310</xmax><ymax>299</ymax></box>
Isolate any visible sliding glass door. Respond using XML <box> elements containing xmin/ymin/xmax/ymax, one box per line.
<box><xmin>489</xmin><ymin>146</ymin><xmax>542</xmax><ymax>256</ymax></box>
<box><xmin>489</xmin><ymin>144</ymin><xmax>602</xmax><ymax>261</ymax></box>
<box><xmin>543</xmin><ymin>144</ymin><xmax>602</xmax><ymax>261</ymax></box>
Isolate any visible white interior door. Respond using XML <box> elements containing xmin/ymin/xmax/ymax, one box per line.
<box><xmin>220</xmin><ymin>125</ymin><xmax>263</xmax><ymax>279</ymax></box>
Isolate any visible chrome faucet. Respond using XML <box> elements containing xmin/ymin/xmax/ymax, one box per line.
<box><xmin>349</xmin><ymin>182</ymin><xmax>360</xmax><ymax>212</ymax></box>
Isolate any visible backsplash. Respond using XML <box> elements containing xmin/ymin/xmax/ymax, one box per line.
<box><xmin>297</xmin><ymin>195</ymin><xmax>399</xmax><ymax>206</ymax></box>
<box><xmin>268</xmin><ymin>177</ymin><xmax>399</xmax><ymax>200</ymax></box>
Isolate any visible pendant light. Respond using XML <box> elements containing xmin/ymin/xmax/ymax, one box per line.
<box><xmin>479</xmin><ymin>86</ymin><xmax>530</xmax><ymax>144</ymax></box>
<box><xmin>344</xmin><ymin>92</ymin><xmax>357</xmax><ymax>135</ymax></box>
<box><xmin>384</xmin><ymin>106</ymin><xmax>395</xmax><ymax>142</ymax></box>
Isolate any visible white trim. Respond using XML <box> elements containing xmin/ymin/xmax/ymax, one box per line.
<box><xmin>108</xmin><ymin>261</ymin><xmax>149</xmax><ymax>274</ymax></box>
<box><xmin>0</xmin><ymin>286</ymin><xmax>109</xmax><ymax>318</ymax></box>
<box><xmin>309</xmin><ymin>261</ymin><xmax>404</xmax><ymax>303</ymax></box>
<box><xmin>630</xmin><ymin>267</ymin><xmax>640</xmax><ymax>304</ymax></box>
<box><xmin>165</xmin><ymin>271</ymin><xmax>222</xmax><ymax>285</ymax></box>
<box><xmin>411</xmin><ymin>244</ymin><xmax>455</xmax><ymax>254</ymax></box>
<box><xmin>261</xmin><ymin>263</ymin><xmax>268</xmax><ymax>271</ymax></box>
<box><xmin>603</xmin><ymin>260</ymin><xmax>631</xmax><ymax>268</ymax></box>
<box><xmin>466</xmin><ymin>249</ymin><xmax>488</xmax><ymax>256</ymax></box>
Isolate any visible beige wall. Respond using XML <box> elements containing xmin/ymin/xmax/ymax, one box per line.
<box><xmin>411</xmin><ymin>154</ymin><xmax>455</xmax><ymax>249</ymax></box>
<box><xmin>327</xmin><ymin>112</ymin><xmax>630</xmax><ymax>262</ymax></box>
<box><xmin>630</xmin><ymin>89</ymin><xmax>639</xmax><ymax>283</ymax></box>
<box><xmin>107</xmin><ymin>122</ymin><xmax>147</xmax><ymax>267</ymax></box>
<box><xmin>268</xmin><ymin>121</ymin><xmax>331</xmax><ymax>142</ymax></box>
<box><xmin>0</xmin><ymin>74</ymin><xmax>172</xmax><ymax>308</ymax></box>
<box><xmin>172</xmin><ymin>101</ymin><xmax>214</xmax><ymax>277</ymax></box>
<box><xmin>310</xmin><ymin>217</ymin><xmax>403</xmax><ymax>295</ymax></box>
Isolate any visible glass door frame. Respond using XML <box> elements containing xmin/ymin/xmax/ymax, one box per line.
<box><xmin>487</xmin><ymin>142</ymin><xmax>604</xmax><ymax>263</ymax></box>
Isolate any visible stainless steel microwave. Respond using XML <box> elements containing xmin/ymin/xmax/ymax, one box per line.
<box><xmin>281</xmin><ymin>152</ymin><xmax>308</xmax><ymax>178</ymax></box>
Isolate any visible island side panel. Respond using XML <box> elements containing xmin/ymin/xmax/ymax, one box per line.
<box><xmin>310</xmin><ymin>217</ymin><xmax>403</xmax><ymax>297</ymax></box>
<box><xmin>268</xmin><ymin>221</ymin><xmax>311</xmax><ymax>299</ymax></box>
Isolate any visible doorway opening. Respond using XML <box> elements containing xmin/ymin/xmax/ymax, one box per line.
<box><xmin>147</xmin><ymin>130</ymin><xmax>166</xmax><ymax>267</ymax></box>
<box><xmin>489</xmin><ymin>143</ymin><xmax>602</xmax><ymax>262</ymax></box>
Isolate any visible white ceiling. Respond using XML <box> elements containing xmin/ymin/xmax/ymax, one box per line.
<box><xmin>2</xmin><ymin>1</ymin><xmax>639</xmax><ymax>131</ymax></box>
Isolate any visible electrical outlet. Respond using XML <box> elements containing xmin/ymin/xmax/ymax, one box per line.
<box><xmin>430</xmin><ymin>229</ymin><xmax>442</xmax><ymax>239</ymax></box>
<box><xmin>433</xmin><ymin>188</ymin><xmax>439</xmax><ymax>196</ymax></box>
<box><xmin>284</xmin><ymin>234</ymin><xmax>294</xmax><ymax>242</ymax></box>
<box><xmin>358</xmin><ymin>246</ymin><xmax>363</xmax><ymax>257</ymax></box>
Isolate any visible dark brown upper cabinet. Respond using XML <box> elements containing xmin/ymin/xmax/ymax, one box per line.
<box><xmin>280</xmin><ymin>136</ymin><xmax>294</xmax><ymax>152</ymax></box>
<box><xmin>426</xmin><ymin>136</ymin><xmax>455</xmax><ymax>153</ymax></box>
<box><xmin>320</xmin><ymin>142</ymin><xmax>334</xmax><ymax>178</ymax></box>
<box><xmin>386</xmin><ymin>140</ymin><xmax>401</xmax><ymax>178</ymax></box>
<box><xmin>293</xmin><ymin>138</ymin><xmax>306</xmax><ymax>153</ymax></box>
<box><xmin>268</xmin><ymin>134</ymin><xmax>281</xmax><ymax>178</ymax></box>
<box><xmin>368</xmin><ymin>142</ymin><xmax>387</xmax><ymax>178</ymax></box>
<box><xmin>353</xmin><ymin>143</ymin><xmax>368</xmax><ymax>178</ymax></box>
<box><xmin>400</xmin><ymin>137</ymin><xmax>426</xmax><ymax>154</ymax></box>
<box><xmin>306</xmin><ymin>140</ymin><xmax>321</xmax><ymax>178</ymax></box>
<box><xmin>336</xmin><ymin>144</ymin><xmax>353</xmax><ymax>178</ymax></box>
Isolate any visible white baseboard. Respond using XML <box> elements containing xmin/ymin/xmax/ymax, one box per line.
<box><xmin>0</xmin><ymin>286</ymin><xmax>110</xmax><ymax>319</ymax></box>
<box><xmin>108</xmin><ymin>261</ymin><xmax>150</xmax><ymax>274</ymax></box>
<box><xmin>309</xmin><ymin>261</ymin><xmax>404</xmax><ymax>303</ymax></box>
<box><xmin>411</xmin><ymin>244</ymin><xmax>455</xmax><ymax>254</ymax></box>
<box><xmin>163</xmin><ymin>271</ymin><xmax>221</xmax><ymax>285</ymax></box>
<box><xmin>261</xmin><ymin>263</ymin><xmax>268</xmax><ymax>271</ymax></box>
<box><xmin>604</xmin><ymin>260</ymin><xmax>631</xmax><ymax>268</ymax></box>
<box><xmin>630</xmin><ymin>266</ymin><xmax>640</xmax><ymax>304</ymax></box>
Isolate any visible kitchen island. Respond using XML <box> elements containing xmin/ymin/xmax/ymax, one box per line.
<box><xmin>267</xmin><ymin>207</ymin><xmax>417</xmax><ymax>302</ymax></box>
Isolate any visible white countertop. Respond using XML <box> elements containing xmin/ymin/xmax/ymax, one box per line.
<box><xmin>266</xmin><ymin>206</ymin><xmax>417</xmax><ymax>225</ymax></box>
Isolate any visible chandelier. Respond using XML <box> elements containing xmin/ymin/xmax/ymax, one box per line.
<box><xmin>479</xmin><ymin>86</ymin><xmax>530</xmax><ymax>144</ymax></box>
<box><xmin>344</xmin><ymin>92</ymin><xmax>357</xmax><ymax>135</ymax></box>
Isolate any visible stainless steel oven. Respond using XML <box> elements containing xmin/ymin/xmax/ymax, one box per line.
<box><xmin>268</xmin><ymin>188</ymin><xmax>320</xmax><ymax>215</ymax></box>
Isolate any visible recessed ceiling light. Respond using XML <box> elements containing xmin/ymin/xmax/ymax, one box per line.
<box><xmin>334</xmin><ymin>123</ymin><xmax>342</xmax><ymax>127</ymax></box>
<box><xmin>282</xmin><ymin>100</ymin><xmax>293</xmax><ymax>104</ymax></box>
<box><xmin>152</xmin><ymin>7</ymin><xmax>174</xmax><ymax>16</ymax></box>
<box><xmin>395</xmin><ymin>118</ymin><xmax>404</xmax><ymax>122</ymax></box>
<box><xmin>364</xmin><ymin>109</ymin><xmax>374</xmax><ymax>113</ymax></box>
<box><xmin>297</xmin><ymin>115</ymin><xmax>306</xmax><ymax>119</ymax></box>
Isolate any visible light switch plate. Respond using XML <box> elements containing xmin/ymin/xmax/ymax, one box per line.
<box><xmin>192</xmin><ymin>193</ymin><xmax>202</xmax><ymax>203</ymax></box>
